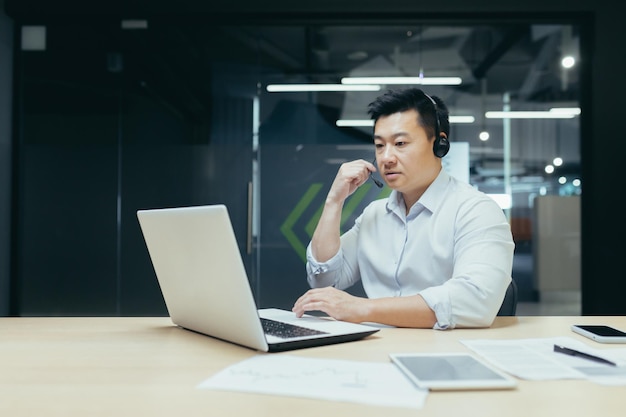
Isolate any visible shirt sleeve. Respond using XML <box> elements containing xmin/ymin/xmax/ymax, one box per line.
<box><xmin>420</xmin><ymin>197</ymin><xmax>515</xmax><ymax>329</ymax></box>
<box><xmin>305</xmin><ymin>244</ymin><xmax>343</xmax><ymax>288</ymax></box>
<box><xmin>305</xmin><ymin>215</ymin><xmax>363</xmax><ymax>290</ymax></box>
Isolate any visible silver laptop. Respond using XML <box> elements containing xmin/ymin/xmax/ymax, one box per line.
<box><xmin>136</xmin><ymin>204</ymin><xmax>379</xmax><ymax>352</ymax></box>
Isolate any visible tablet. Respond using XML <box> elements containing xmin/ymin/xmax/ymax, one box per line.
<box><xmin>389</xmin><ymin>352</ymin><xmax>517</xmax><ymax>391</ymax></box>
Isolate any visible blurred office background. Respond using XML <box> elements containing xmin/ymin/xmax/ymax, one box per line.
<box><xmin>1</xmin><ymin>0</ymin><xmax>624</xmax><ymax>317</ymax></box>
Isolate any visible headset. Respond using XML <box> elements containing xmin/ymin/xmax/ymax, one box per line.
<box><xmin>423</xmin><ymin>92</ymin><xmax>450</xmax><ymax>158</ymax></box>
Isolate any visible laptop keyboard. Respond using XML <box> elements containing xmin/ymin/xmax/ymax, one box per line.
<box><xmin>261</xmin><ymin>318</ymin><xmax>329</xmax><ymax>339</ymax></box>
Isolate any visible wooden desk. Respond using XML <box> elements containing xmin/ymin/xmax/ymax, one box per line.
<box><xmin>1</xmin><ymin>316</ymin><xmax>624</xmax><ymax>417</ymax></box>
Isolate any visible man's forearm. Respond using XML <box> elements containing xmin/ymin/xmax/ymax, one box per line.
<box><xmin>363</xmin><ymin>294</ymin><xmax>437</xmax><ymax>328</ymax></box>
<box><xmin>310</xmin><ymin>200</ymin><xmax>343</xmax><ymax>262</ymax></box>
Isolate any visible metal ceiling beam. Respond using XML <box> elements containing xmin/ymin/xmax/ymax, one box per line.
<box><xmin>517</xmin><ymin>32</ymin><xmax>560</xmax><ymax>100</ymax></box>
<box><xmin>471</xmin><ymin>27</ymin><xmax>527</xmax><ymax>80</ymax></box>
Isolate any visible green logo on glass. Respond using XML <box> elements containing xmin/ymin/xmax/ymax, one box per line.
<box><xmin>280</xmin><ymin>183</ymin><xmax>391</xmax><ymax>262</ymax></box>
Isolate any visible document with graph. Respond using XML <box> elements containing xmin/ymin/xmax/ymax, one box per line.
<box><xmin>197</xmin><ymin>355</ymin><xmax>428</xmax><ymax>409</ymax></box>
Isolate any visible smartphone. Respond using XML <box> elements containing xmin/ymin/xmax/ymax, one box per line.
<box><xmin>571</xmin><ymin>324</ymin><xmax>626</xmax><ymax>343</ymax></box>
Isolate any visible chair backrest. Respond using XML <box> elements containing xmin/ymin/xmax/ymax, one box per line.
<box><xmin>497</xmin><ymin>280</ymin><xmax>518</xmax><ymax>316</ymax></box>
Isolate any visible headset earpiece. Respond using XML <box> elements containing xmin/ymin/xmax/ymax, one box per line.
<box><xmin>423</xmin><ymin>92</ymin><xmax>449</xmax><ymax>158</ymax></box>
<box><xmin>433</xmin><ymin>135</ymin><xmax>450</xmax><ymax>158</ymax></box>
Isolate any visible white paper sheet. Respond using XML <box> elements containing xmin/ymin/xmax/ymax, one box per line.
<box><xmin>197</xmin><ymin>355</ymin><xmax>428</xmax><ymax>409</ymax></box>
<box><xmin>461</xmin><ymin>336</ymin><xmax>626</xmax><ymax>384</ymax></box>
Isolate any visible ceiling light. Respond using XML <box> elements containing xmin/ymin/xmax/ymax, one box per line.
<box><xmin>266</xmin><ymin>84</ymin><xmax>381</xmax><ymax>92</ymax></box>
<box><xmin>336</xmin><ymin>120</ymin><xmax>374</xmax><ymax>127</ymax></box>
<box><xmin>485</xmin><ymin>108</ymin><xmax>580</xmax><ymax>119</ymax></box>
<box><xmin>549</xmin><ymin>107</ymin><xmax>581</xmax><ymax>115</ymax></box>
<box><xmin>450</xmin><ymin>116</ymin><xmax>475</xmax><ymax>123</ymax></box>
<box><xmin>561</xmin><ymin>56</ymin><xmax>576</xmax><ymax>69</ymax></box>
<box><xmin>336</xmin><ymin>115</ymin><xmax>475</xmax><ymax>127</ymax></box>
<box><xmin>341</xmin><ymin>76</ymin><xmax>462</xmax><ymax>86</ymax></box>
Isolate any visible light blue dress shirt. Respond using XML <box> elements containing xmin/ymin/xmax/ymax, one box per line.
<box><xmin>306</xmin><ymin>169</ymin><xmax>515</xmax><ymax>329</ymax></box>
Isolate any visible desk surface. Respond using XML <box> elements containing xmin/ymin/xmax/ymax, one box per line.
<box><xmin>1</xmin><ymin>315</ymin><xmax>625</xmax><ymax>417</ymax></box>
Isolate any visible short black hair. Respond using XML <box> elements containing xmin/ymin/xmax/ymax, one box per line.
<box><xmin>367</xmin><ymin>88</ymin><xmax>450</xmax><ymax>139</ymax></box>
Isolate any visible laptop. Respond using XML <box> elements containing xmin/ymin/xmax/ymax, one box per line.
<box><xmin>136</xmin><ymin>204</ymin><xmax>379</xmax><ymax>352</ymax></box>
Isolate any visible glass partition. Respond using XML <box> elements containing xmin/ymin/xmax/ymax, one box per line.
<box><xmin>253</xmin><ymin>23</ymin><xmax>581</xmax><ymax>313</ymax></box>
<box><xmin>14</xmin><ymin>19</ymin><xmax>580</xmax><ymax>315</ymax></box>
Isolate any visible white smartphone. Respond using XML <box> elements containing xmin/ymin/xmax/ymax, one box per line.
<box><xmin>571</xmin><ymin>324</ymin><xmax>626</xmax><ymax>343</ymax></box>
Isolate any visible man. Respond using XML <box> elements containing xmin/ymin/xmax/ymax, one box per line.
<box><xmin>292</xmin><ymin>88</ymin><xmax>515</xmax><ymax>329</ymax></box>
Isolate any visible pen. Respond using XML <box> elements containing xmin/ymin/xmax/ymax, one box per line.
<box><xmin>553</xmin><ymin>344</ymin><xmax>617</xmax><ymax>366</ymax></box>
<box><xmin>369</xmin><ymin>172</ymin><xmax>383</xmax><ymax>188</ymax></box>
<box><xmin>369</xmin><ymin>159</ymin><xmax>383</xmax><ymax>188</ymax></box>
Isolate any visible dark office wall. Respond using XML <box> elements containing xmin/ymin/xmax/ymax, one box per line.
<box><xmin>3</xmin><ymin>13</ymin><xmax>255</xmax><ymax>316</ymax></box>
<box><xmin>14</xmin><ymin>83</ymin><xmax>223</xmax><ymax>316</ymax></box>
<box><xmin>580</xmin><ymin>7</ymin><xmax>626</xmax><ymax>315</ymax></box>
<box><xmin>3</xmin><ymin>0</ymin><xmax>626</xmax><ymax>315</ymax></box>
<box><xmin>118</xmin><ymin>93</ymin><xmax>253</xmax><ymax>316</ymax></box>
<box><xmin>0</xmin><ymin>3</ymin><xmax>12</xmax><ymax>316</ymax></box>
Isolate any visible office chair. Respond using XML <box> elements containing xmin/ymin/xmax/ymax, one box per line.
<box><xmin>497</xmin><ymin>280</ymin><xmax>518</xmax><ymax>316</ymax></box>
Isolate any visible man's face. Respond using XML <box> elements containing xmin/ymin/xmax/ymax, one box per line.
<box><xmin>373</xmin><ymin>109</ymin><xmax>441</xmax><ymax>204</ymax></box>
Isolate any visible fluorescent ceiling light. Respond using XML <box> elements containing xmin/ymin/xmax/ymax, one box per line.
<box><xmin>342</xmin><ymin>76</ymin><xmax>462</xmax><ymax>85</ymax></box>
<box><xmin>549</xmin><ymin>107</ymin><xmax>581</xmax><ymax>115</ymax></box>
<box><xmin>485</xmin><ymin>108</ymin><xmax>581</xmax><ymax>119</ymax></box>
<box><xmin>336</xmin><ymin>115</ymin><xmax>474</xmax><ymax>127</ymax></box>
<box><xmin>336</xmin><ymin>120</ymin><xmax>374</xmax><ymax>127</ymax></box>
<box><xmin>266</xmin><ymin>84</ymin><xmax>381</xmax><ymax>92</ymax></box>
<box><xmin>450</xmin><ymin>116</ymin><xmax>475</xmax><ymax>123</ymax></box>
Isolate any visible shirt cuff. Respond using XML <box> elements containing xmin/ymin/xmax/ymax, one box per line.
<box><xmin>419</xmin><ymin>286</ymin><xmax>453</xmax><ymax>330</ymax></box>
<box><xmin>305</xmin><ymin>244</ymin><xmax>343</xmax><ymax>282</ymax></box>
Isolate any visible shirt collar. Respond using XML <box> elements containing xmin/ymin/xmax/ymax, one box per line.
<box><xmin>386</xmin><ymin>169</ymin><xmax>450</xmax><ymax>217</ymax></box>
